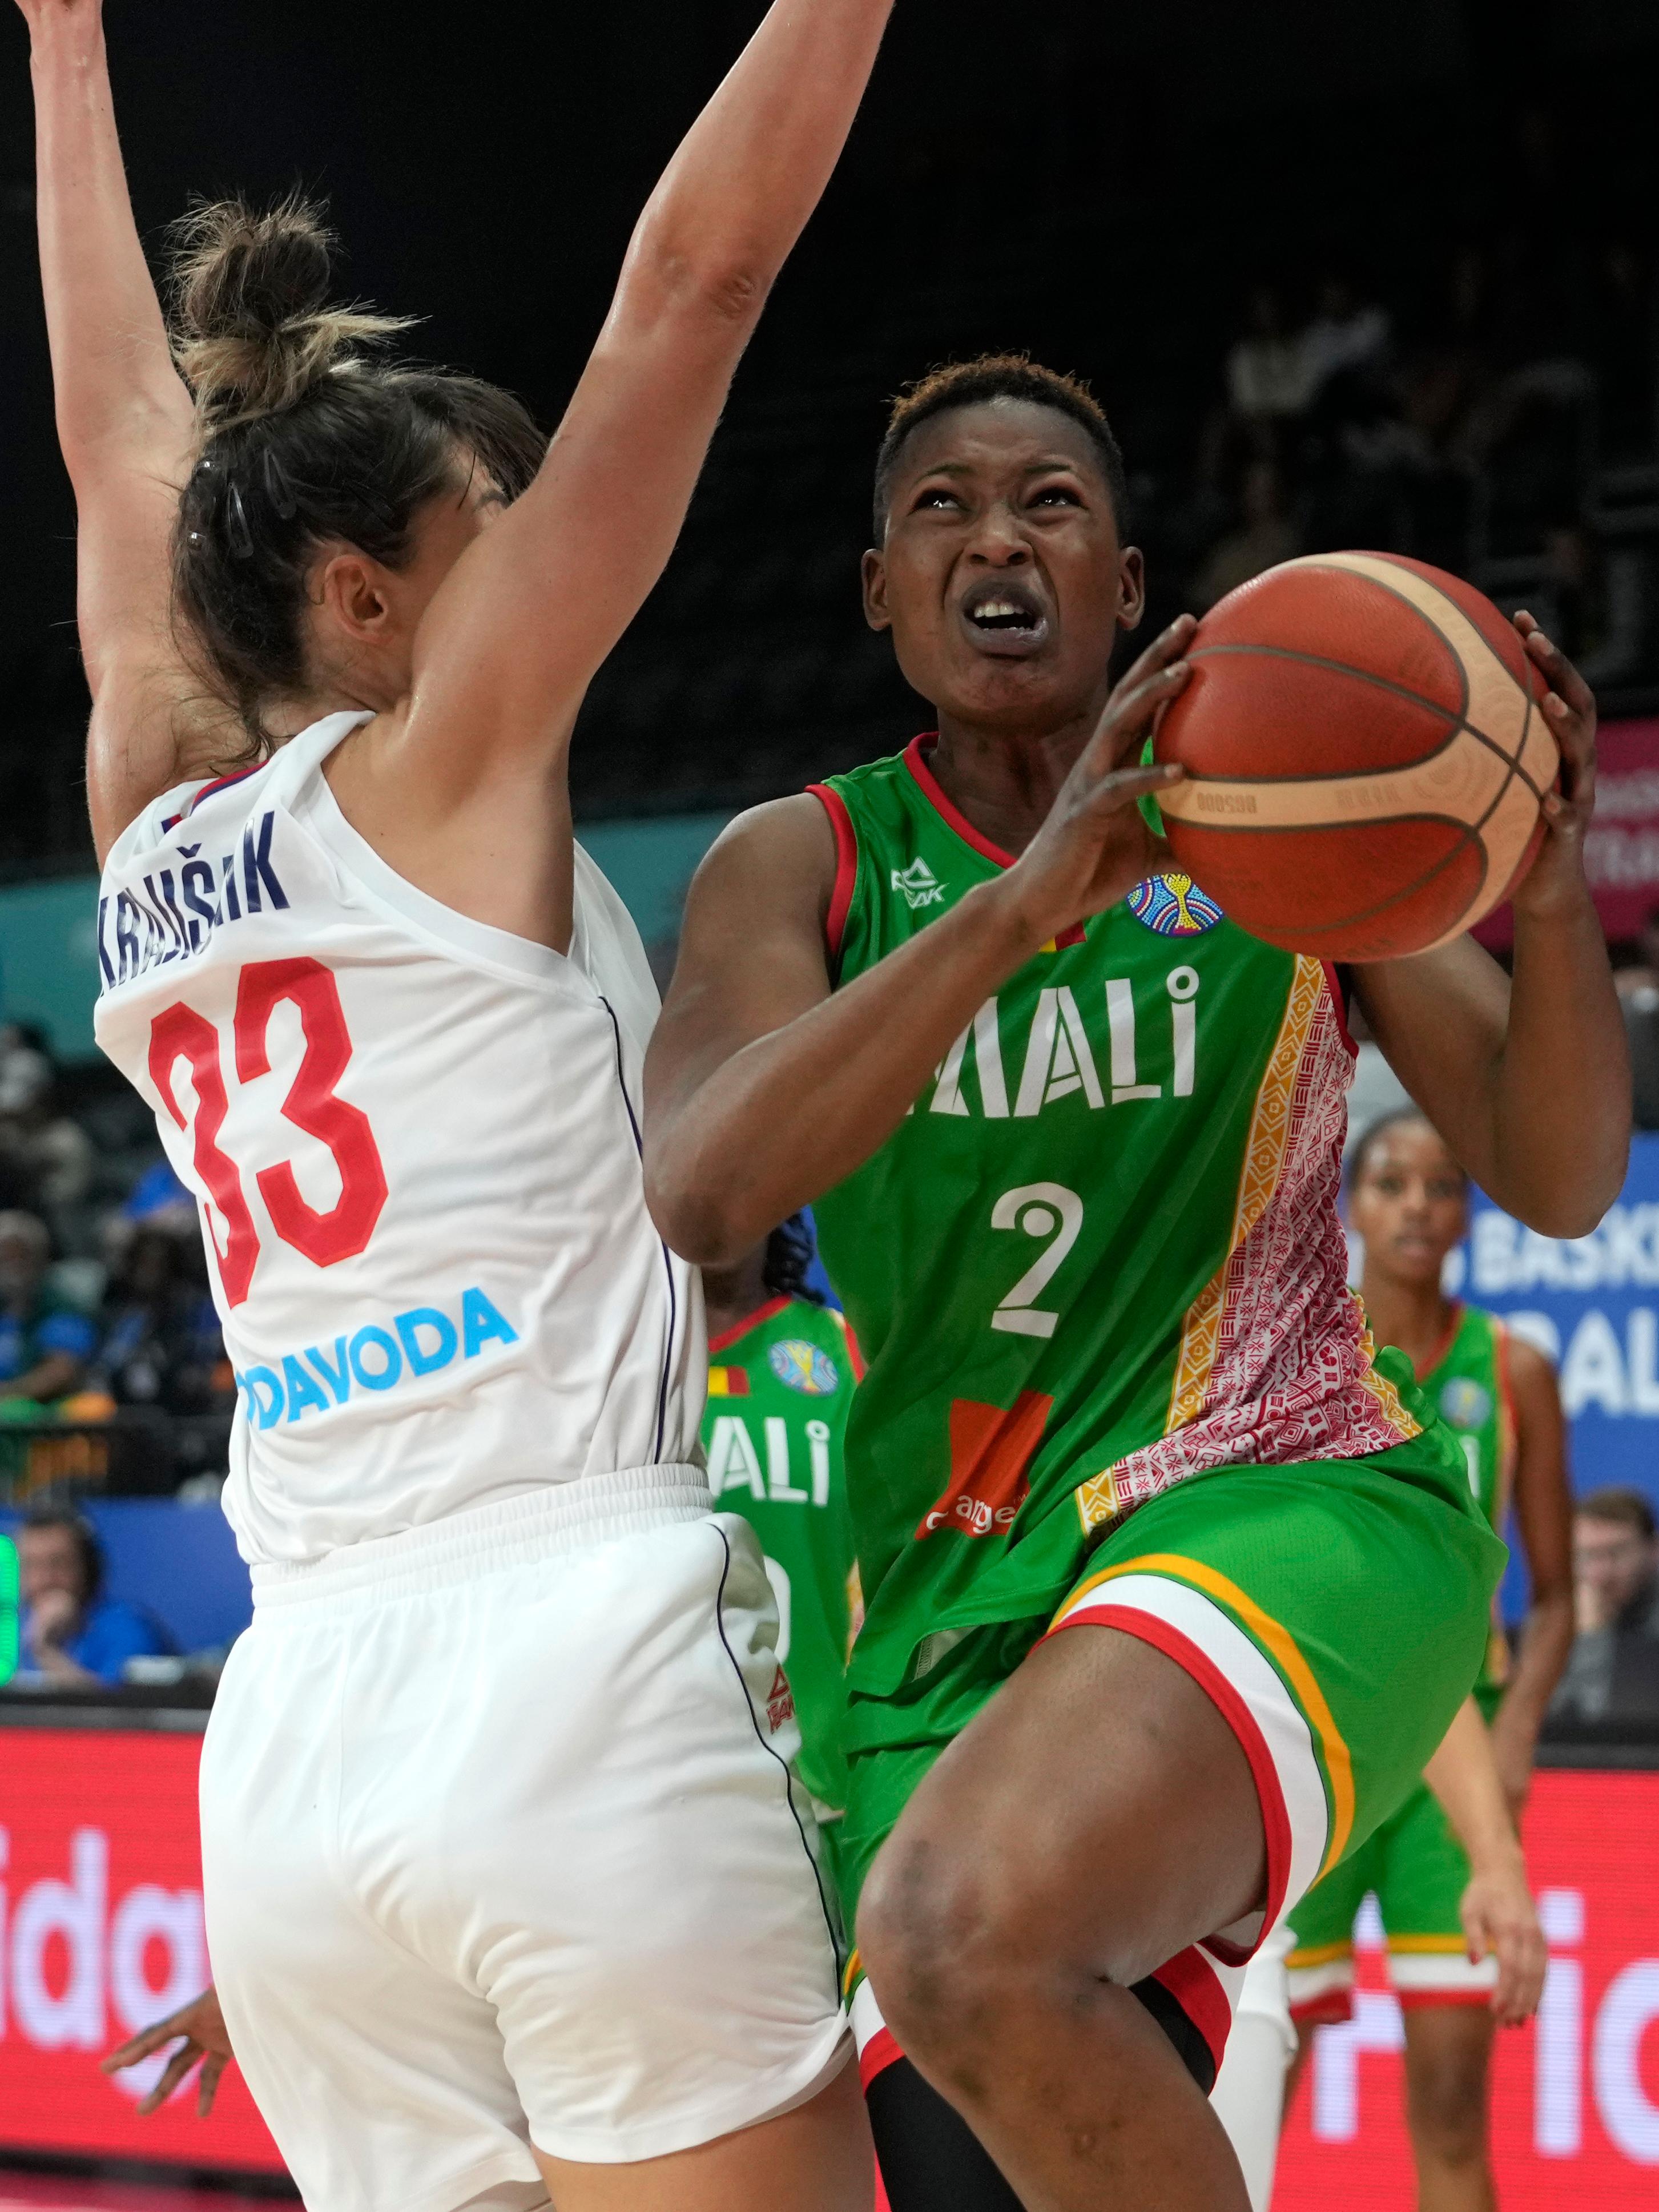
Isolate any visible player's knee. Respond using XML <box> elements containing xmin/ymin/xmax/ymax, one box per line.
<box><xmin>857</xmin><ymin>1829</ymin><xmax>1076</xmax><ymax>2076</ymax></box>
<box><xmin>858</xmin><ymin>1831</ymin><xmax>990</xmax><ymax>2061</ymax></box>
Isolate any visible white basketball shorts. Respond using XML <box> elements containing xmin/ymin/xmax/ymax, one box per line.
<box><xmin>199</xmin><ymin>1468</ymin><xmax>850</xmax><ymax>2212</ymax></box>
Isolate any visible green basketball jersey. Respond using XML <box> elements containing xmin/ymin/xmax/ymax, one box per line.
<box><xmin>1418</xmin><ymin>1302</ymin><xmax>1516</xmax><ymax>1689</ymax></box>
<box><xmin>808</xmin><ymin>737</ymin><xmax>1428</xmax><ymax>1701</ymax></box>
<box><xmin>702</xmin><ymin>1294</ymin><xmax>861</xmax><ymax>1810</ymax></box>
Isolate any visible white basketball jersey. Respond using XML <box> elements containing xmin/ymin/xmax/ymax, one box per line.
<box><xmin>94</xmin><ymin>711</ymin><xmax>705</xmax><ymax>1567</ymax></box>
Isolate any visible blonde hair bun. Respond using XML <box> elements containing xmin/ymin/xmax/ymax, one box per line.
<box><xmin>169</xmin><ymin>193</ymin><xmax>409</xmax><ymax>426</ymax></box>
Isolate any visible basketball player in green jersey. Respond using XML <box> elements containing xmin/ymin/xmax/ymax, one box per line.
<box><xmin>643</xmin><ymin>354</ymin><xmax>1627</xmax><ymax>2212</ymax></box>
<box><xmin>1286</xmin><ymin>1111</ymin><xmax>1572</xmax><ymax>2212</ymax></box>
<box><xmin>700</xmin><ymin>1214</ymin><xmax>863</xmax><ymax>1886</ymax></box>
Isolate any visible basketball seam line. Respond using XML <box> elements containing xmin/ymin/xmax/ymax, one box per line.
<box><xmin>1184</xmin><ymin>644</ymin><xmax>1548</xmax><ymax>804</ymax></box>
<box><xmin>1181</xmin><ymin>799</ymin><xmax>1497</xmax><ymax>931</ymax></box>
<box><xmin>1294</xmin><ymin>563</ymin><xmax>1552</xmax><ymax>804</ymax></box>
<box><xmin>1282</xmin><ymin>557</ymin><xmax>1472</xmax><ymax>727</ymax></box>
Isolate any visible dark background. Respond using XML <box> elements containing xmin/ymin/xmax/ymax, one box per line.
<box><xmin>2</xmin><ymin>0</ymin><xmax>1657</xmax><ymax>869</ymax></box>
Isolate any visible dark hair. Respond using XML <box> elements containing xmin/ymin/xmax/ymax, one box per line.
<box><xmin>1576</xmin><ymin>1486</ymin><xmax>1657</xmax><ymax>1541</ymax></box>
<box><xmin>21</xmin><ymin>1505</ymin><xmax>104</xmax><ymax>1601</ymax></box>
<box><xmin>762</xmin><ymin>1214</ymin><xmax>827</xmax><ymax>1306</ymax></box>
<box><xmin>169</xmin><ymin>196</ymin><xmax>547</xmax><ymax>759</ymax></box>
<box><xmin>872</xmin><ymin>353</ymin><xmax>1128</xmax><ymax>539</ymax></box>
<box><xmin>1346</xmin><ymin>1108</ymin><xmax>1467</xmax><ymax>1192</ymax></box>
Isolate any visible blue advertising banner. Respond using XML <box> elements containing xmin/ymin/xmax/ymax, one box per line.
<box><xmin>1452</xmin><ymin>1130</ymin><xmax>1659</xmax><ymax>1522</ymax></box>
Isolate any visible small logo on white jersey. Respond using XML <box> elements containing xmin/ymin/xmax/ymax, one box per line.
<box><xmin>892</xmin><ymin>857</ymin><xmax>945</xmax><ymax>909</ymax></box>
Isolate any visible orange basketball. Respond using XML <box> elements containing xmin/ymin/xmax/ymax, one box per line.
<box><xmin>1151</xmin><ymin>552</ymin><xmax>1557</xmax><ymax>961</ymax></box>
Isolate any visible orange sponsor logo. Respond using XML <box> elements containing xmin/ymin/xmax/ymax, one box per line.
<box><xmin>916</xmin><ymin>1390</ymin><xmax>1052</xmax><ymax>1539</ymax></box>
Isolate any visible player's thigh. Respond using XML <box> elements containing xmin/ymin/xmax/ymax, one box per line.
<box><xmin>476</xmin><ymin>1516</ymin><xmax>849</xmax><ymax>2166</ymax></box>
<box><xmin>861</xmin><ymin>1619</ymin><xmax>1266</xmax><ymax>1992</ymax></box>
<box><xmin>202</xmin><ymin>1623</ymin><xmax>538</xmax><ymax>2212</ymax></box>
<box><xmin>531</xmin><ymin>2066</ymin><xmax>872</xmax><ymax>2212</ymax></box>
<box><xmin>1065</xmin><ymin>1453</ymin><xmax>1499</xmax><ymax>1892</ymax></box>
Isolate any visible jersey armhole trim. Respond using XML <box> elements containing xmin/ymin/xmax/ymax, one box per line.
<box><xmin>840</xmin><ymin>1315</ymin><xmax>867</xmax><ymax>1382</ymax></box>
<box><xmin>807</xmin><ymin>783</ymin><xmax>859</xmax><ymax>972</ymax></box>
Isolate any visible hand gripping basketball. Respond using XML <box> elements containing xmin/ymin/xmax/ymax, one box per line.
<box><xmin>1508</xmin><ymin>610</ymin><xmax>1598</xmax><ymax>922</ymax></box>
<box><xmin>1152</xmin><ymin>554</ymin><xmax>1565</xmax><ymax>961</ymax></box>
<box><xmin>996</xmin><ymin>615</ymin><xmax>1193</xmax><ymax>950</ymax></box>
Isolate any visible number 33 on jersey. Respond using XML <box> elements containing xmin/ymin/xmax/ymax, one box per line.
<box><xmin>92</xmin><ymin>714</ymin><xmax>702</xmax><ymax>1566</ymax></box>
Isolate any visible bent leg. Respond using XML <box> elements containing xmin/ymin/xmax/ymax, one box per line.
<box><xmin>533</xmin><ymin>2062</ymin><xmax>873</xmax><ymax>2212</ymax></box>
<box><xmin>857</xmin><ymin>1623</ymin><xmax>1267</xmax><ymax>2211</ymax></box>
<box><xmin>1402</xmin><ymin>2005</ymin><xmax>1497</xmax><ymax>2212</ymax></box>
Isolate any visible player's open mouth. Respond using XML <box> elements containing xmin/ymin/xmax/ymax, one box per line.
<box><xmin>959</xmin><ymin>581</ymin><xmax>1049</xmax><ymax>655</ymax></box>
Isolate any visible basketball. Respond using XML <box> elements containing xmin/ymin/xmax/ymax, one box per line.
<box><xmin>1153</xmin><ymin>552</ymin><xmax>1559</xmax><ymax>962</ymax></box>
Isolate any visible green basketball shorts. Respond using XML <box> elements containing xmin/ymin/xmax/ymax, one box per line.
<box><xmin>840</xmin><ymin>1438</ymin><xmax>1501</xmax><ymax>2085</ymax></box>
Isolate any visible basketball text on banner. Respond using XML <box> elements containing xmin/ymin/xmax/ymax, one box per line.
<box><xmin>1449</xmin><ymin>1130</ymin><xmax>1659</xmax><ymax>1529</ymax></box>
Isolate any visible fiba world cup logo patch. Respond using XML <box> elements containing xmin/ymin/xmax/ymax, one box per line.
<box><xmin>1127</xmin><ymin>872</ymin><xmax>1223</xmax><ymax>937</ymax></box>
<box><xmin>768</xmin><ymin>1340</ymin><xmax>840</xmax><ymax>1396</ymax></box>
<box><xmin>1439</xmin><ymin>1376</ymin><xmax>1492</xmax><ymax>1431</ymax></box>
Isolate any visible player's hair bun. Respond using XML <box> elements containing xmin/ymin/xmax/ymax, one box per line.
<box><xmin>168</xmin><ymin>193</ymin><xmax>409</xmax><ymax>427</ymax></box>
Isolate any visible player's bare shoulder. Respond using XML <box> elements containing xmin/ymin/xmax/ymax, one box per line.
<box><xmin>673</xmin><ymin>792</ymin><xmax>841</xmax><ymax>973</ymax></box>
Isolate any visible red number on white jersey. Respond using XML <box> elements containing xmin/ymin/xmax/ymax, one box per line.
<box><xmin>235</xmin><ymin>957</ymin><xmax>389</xmax><ymax>1268</ymax></box>
<box><xmin>148</xmin><ymin>959</ymin><xmax>388</xmax><ymax>1306</ymax></box>
<box><xmin>148</xmin><ymin>1002</ymin><xmax>261</xmax><ymax>1307</ymax></box>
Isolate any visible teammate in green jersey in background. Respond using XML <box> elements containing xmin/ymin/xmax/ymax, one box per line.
<box><xmin>1287</xmin><ymin>1112</ymin><xmax>1572</xmax><ymax>2212</ymax></box>
<box><xmin>644</xmin><ymin>353</ymin><xmax>1627</xmax><ymax>2212</ymax></box>
<box><xmin>700</xmin><ymin>1213</ymin><xmax>862</xmax><ymax>1880</ymax></box>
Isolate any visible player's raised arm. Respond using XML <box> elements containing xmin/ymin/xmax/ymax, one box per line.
<box><xmin>1353</xmin><ymin>621</ymin><xmax>1628</xmax><ymax>1240</ymax></box>
<box><xmin>389</xmin><ymin>0</ymin><xmax>894</xmax><ymax>799</ymax></box>
<box><xmin>17</xmin><ymin>0</ymin><xmax>224</xmax><ymax>857</ymax></box>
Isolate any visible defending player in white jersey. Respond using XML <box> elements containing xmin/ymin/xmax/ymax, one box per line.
<box><xmin>17</xmin><ymin>2</ymin><xmax>893</xmax><ymax>2207</ymax></box>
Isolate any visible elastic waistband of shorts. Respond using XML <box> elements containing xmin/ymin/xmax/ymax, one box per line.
<box><xmin>248</xmin><ymin>1464</ymin><xmax>713</xmax><ymax>1612</ymax></box>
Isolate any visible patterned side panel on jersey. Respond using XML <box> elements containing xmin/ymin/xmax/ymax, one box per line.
<box><xmin>1089</xmin><ymin>961</ymin><xmax>1418</xmax><ymax>1518</ymax></box>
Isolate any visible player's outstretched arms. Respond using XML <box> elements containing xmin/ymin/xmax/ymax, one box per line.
<box><xmin>1422</xmin><ymin>1699</ymin><xmax>1545</xmax><ymax>2026</ymax></box>
<box><xmin>17</xmin><ymin>0</ymin><xmax>227</xmax><ymax>860</ymax></box>
<box><xmin>1354</xmin><ymin>621</ymin><xmax>1628</xmax><ymax>1241</ymax></box>
<box><xmin>380</xmin><ymin>0</ymin><xmax>894</xmax><ymax>820</ymax></box>
<box><xmin>102</xmin><ymin>1984</ymin><xmax>233</xmax><ymax>2117</ymax></box>
<box><xmin>644</xmin><ymin>623</ymin><xmax>1191</xmax><ymax>1264</ymax></box>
